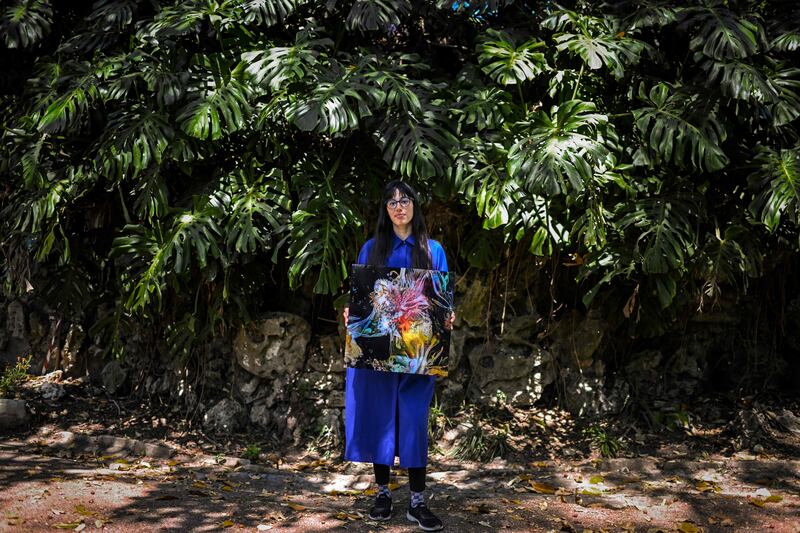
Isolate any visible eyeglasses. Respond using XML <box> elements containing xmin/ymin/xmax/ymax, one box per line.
<box><xmin>387</xmin><ymin>197</ymin><xmax>412</xmax><ymax>210</ymax></box>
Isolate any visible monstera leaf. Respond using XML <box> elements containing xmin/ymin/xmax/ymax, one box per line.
<box><xmin>618</xmin><ymin>194</ymin><xmax>698</xmax><ymax>275</ymax></box>
<box><xmin>696</xmin><ymin>225</ymin><xmax>761</xmax><ymax>309</ymax></box>
<box><xmin>242</xmin><ymin>0</ymin><xmax>308</xmax><ymax>26</ymax></box>
<box><xmin>178</xmin><ymin>78</ymin><xmax>251</xmax><ymax>140</ymax></box>
<box><xmin>701</xmin><ymin>59</ymin><xmax>779</xmax><ymax>103</ymax></box>
<box><xmin>0</xmin><ymin>0</ymin><xmax>52</xmax><ymax>48</ymax></box>
<box><xmin>286</xmin><ymin>188</ymin><xmax>362</xmax><ymax>294</ymax></box>
<box><xmin>679</xmin><ymin>2</ymin><xmax>765</xmax><ymax>60</ymax></box>
<box><xmin>544</xmin><ymin>7</ymin><xmax>648</xmax><ymax>78</ymax></box>
<box><xmin>95</xmin><ymin>108</ymin><xmax>174</xmax><ymax>180</ymax></box>
<box><xmin>242</xmin><ymin>37</ymin><xmax>332</xmax><ymax>91</ymax></box>
<box><xmin>377</xmin><ymin>104</ymin><xmax>458</xmax><ymax>179</ymax></box>
<box><xmin>285</xmin><ymin>60</ymin><xmax>382</xmax><ymax>133</ymax></box>
<box><xmin>507</xmin><ymin>100</ymin><xmax>609</xmax><ymax>196</ymax></box>
<box><xmin>346</xmin><ymin>0</ymin><xmax>411</xmax><ymax>32</ymax></box>
<box><xmin>209</xmin><ymin>167</ymin><xmax>291</xmax><ymax>254</ymax></box>
<box><xmin>616</xmin><ymin>0</ymin><xmax>678</xmax><ymax>30</ymax></box>
<box><xmin>748</xmin><ymin>145</ymin><xmax>800</xmax><ymax>232</ymax></box>
<box><xmin>632</xmin><ymin>83</ymin><xmax>729</xmax><ymax>172</ymax></box>
<box><xmin>477</xmin><ymin>29</ymin><xmax>548</xmax><ymax>85</ymax></box>
<box><xmin>112</xmin><ymin>206</ymin><xmax>223</xmax><ymax>311</ymax></box>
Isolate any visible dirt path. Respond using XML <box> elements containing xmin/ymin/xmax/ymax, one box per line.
<box><xmin>2</xmin><ymin>436</ymin><xmax>799</xmax><ymax>533</ymax></box>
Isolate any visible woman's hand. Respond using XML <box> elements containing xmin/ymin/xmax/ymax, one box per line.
<box><xmin>343</xmin><ymin>306</ymin><xmax>350</xmax><ymax>326</ymax></box>
<box><xmin>444</xmin><ymin>311</ymin><xmax>456</xmax><ymax>331</ymax></box>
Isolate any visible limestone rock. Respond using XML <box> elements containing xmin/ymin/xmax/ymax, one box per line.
<box><xmin>203</xmin><ymin>398</ymin><xmax>246</xmax><ymax>434</ymax></box>
<box><xmin>7</xmin><ymin>301</ymin><xmax>26</xmax><ymax>339</ymax></box>
<box><xmin>467</xmin><ymin>343</ymin><xmax>555</xmax><ymax>406</ymax></box>
<box><xmin>60</xmin><ymin>323</ymin><xmax>85</xmax><ymax>377</ymax></box>
<box><xmin>458</xmin><ymin>278</ymin><xmax>490</xmax><ymax>328</ymax></box>
<box><xmin>560</xmin><ymin>368</ymin><xmax>629</xmax><ymax>417</ymax></box>
<box><xmin>101</xmin><ymin>360</ymin><xmax>127</xmax><ymax>394</ymax></box>
<box><xmin>550</xmin><ymin>310</ymin><xmax>606</xmax><ymax>370</ymax></box>
<box><xmin>38</xmin><ymin>381</ymin><xmax>65</xmax><ymax>401</ymax></box>
<box><xmin>233</xmin><ymin>313</ymin><xmax>311</xmax><ymax>378</ymax></box>
<box><xmin>0</xmin><ymin>399</ymin><xmax>28</xmax><ymax>428</ymax></box>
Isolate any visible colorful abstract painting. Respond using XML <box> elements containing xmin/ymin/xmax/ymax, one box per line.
<box><xmin>345</xmin><ymin>265</ymin><xmax>454</xmax><ymax>376</ymax></box>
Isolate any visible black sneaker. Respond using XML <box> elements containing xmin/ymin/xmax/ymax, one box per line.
<box><xmin>368</xmin><ymin>493</ymin><xmax>392</xmax><ymax>521</ymax></box>
<box><xmin>406</xmin><ymin>503</ymin><xmax>443</xmax><ymax>531</ymax></box>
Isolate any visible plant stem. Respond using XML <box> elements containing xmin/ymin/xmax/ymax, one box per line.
<box><xmin>572</xmin><ymin>64</ymin><xmax>584</xmax><ymax>100</ymax></box>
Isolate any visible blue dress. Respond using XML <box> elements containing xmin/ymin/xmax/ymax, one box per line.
<box><xmin>344</xmin><ymin>234</ymin><xmax>449</xmax><ymax>468</ymax></box>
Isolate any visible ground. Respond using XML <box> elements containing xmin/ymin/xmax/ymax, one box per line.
<box><xmin>1</xmin><ymin>379</ymin><xmax>799</xmax><ymax>532</ymax></box>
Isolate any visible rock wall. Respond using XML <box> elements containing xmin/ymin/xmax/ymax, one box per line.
<box><xmin>2</xmin><ymin>278</ymin><xmax>799</xmax><ymax>440</ymax></box>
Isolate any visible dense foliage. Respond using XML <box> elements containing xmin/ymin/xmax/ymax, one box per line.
<box><xmin>1</xmin><ymin>0</ymin><xmax>799</xmax><ymax>363</ymax></box>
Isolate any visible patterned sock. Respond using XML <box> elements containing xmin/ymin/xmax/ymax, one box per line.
<box><xmin>410</xmin><ymin>491</ymin><xmax>424</xmax><ymax>508</ymax></box>
<box><xmin>377</xmin><ymin>484</ymin><xmax>391</xmax><ymax>498</ymax></box>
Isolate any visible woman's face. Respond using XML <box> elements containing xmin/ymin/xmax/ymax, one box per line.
<box><xmin>386</xmin><ymin>188</ymin><xmax>414</xmax><ymax>229</ymax></box>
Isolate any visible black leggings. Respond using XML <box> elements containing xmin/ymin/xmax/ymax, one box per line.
<box><xmin>374</xmin><ymin>463</ymin><xmax>426</xmax><ymax>492</ymax></box>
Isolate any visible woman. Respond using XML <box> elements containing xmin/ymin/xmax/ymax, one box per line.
<box><xmin>343</xmin><ymin>180</ymin><xmax>454</xmax><ymax>532</ymax></box>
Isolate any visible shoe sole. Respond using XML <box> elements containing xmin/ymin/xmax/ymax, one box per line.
<box><xmin>406</xmin><ymin>510</ymin><xmax>444</xmax><ymax>531</ymax></box>
<box><xmin>368</xmin><ymin>505</ymin><xmax>392</xmax><ymax>521</ymax></box>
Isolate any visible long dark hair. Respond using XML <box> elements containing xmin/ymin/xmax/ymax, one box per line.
<box><xmin>367</xmin><ymin>180</ymin><xmax>432</xmax><ymax>269</ymax></box>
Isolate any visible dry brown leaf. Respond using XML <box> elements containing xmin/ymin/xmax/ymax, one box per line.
<box><xmin>54</xmin><ymin>520</ymin><xmax>84</xmax><ymax>529</ymax></box>
<box><xmin>191</xmin><ymin>480</ymin><xmax>207</xmax><ymax>489</ymax></box>
<box><xmin>334</xmin><ymin>511</ymin><xmax>361</xmax><ymax>521</ymax></box>
<box><xmin>286</xmin><ymin>502</ymin><xmax>306</xmax><ymax>512</ymax></box>
<box><xmin>363</xmin><ymin>488</ymin><xmax>377</xmax><ymax>496</ymax></box>
<box><xmin>677</xmin><ymin>521</ymin><xmax>703</xmax><ymax>533</ymax></box>
<box><xmin>765</xmin><ymin>495</ymin><xmax>783</xmax><ymax>503</ymax></box>
<box><xmin>74</xmin><ymin>505</ymin><xmax>94</xmax><ymax>517</ymax></box>
<box><xmin>530</xmin><ymin>461</ymin><xmax>549</xmax><ymax>468</ymax></box>
<box><xmin>220</xmin><ymin>519</ymin><xmax>234</xmax><ymax>528</ymax></box>
<box><xmin>529</xmin><ymin>481</ymin><xmax>557</xmax><ymax>494</ymax></box>
<box><xmin>387</xmin><ymin>482</ymin><xmax>403</xmax><ymax>491</ymax></box>
<box><xmin>721</xmin><ymin>518</ymin><xmax>733</xmax><ymax>527</ymax></box>
<box><xmin>695</xmin><ymin>481</ymin><xmax>720</xmax><ymax>493</ymax></box>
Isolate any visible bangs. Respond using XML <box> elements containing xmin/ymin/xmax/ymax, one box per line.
<box><xmin>383</xmin><ymin>180</ymin><xmax>416</xmax><ymax>201</ymax></box>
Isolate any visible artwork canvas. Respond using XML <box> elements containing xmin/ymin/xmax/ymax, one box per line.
<box><xmin>345</xmin><ymin>265</ymin><xmax>454</xmax><ymax>376</ymax></box>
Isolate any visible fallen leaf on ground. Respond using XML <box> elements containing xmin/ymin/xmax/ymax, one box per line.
<box><xmin>677</xmin><ymin>521</ymin><xmax>703</xmax><ymax>533</ymax></box>
<box><xmin>74</xmin><ymin>505</ymin><xmax>94</xmax><ymax>517</ymax></box>
<box><xmin>54</xmin><ymin>519</ymin><xmax>84</xmax><ymax>529</ymax></box>
<box><xmin>695</xmin><ymin>481</ymin><xmax>720</xmax><ymax>493</ymax></box>
<box><xmin>529</xmin><ymin>481</ymin><xmax>557</xmax><ymax>494</ymax></box>
<box><xmin>334</xmin><ymin>511</ymin><xmax>361</xmax><ymax>521</ymax></box>
<box><xmin>220</xmin><ymin>519</ymin><xmax>234</xmax><ymax>527</ymax></box>
<box><xmin>285</xmin><ymin>502</ymin><xmax>306</xmax><ymax>511</ymax></box>
<box><xmin>589</xmin><ymin>475</ymin><xmax>603</xmax><ymax>484</ymax></box>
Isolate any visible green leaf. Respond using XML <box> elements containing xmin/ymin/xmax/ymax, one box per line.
<box><xmin>477</xmin><ymin>30</ymin><xmax>548</xmax><ymax>85</ymax></box>
<box><xmin>0</xmin><ymin>0</ymin><xmax>52</xmax><ymax>48</ymax></box>
<box><xmin>748</xmin><ymin>145</ymin><xmax>800</xmax><ymax>232</ymax></box>
<box><xmin>618</xmin><ymin>194</ymin><xmax>698</xmax><ymax>274</ymax></box>
<box><xmin>680</xmin><ymin>4</ymin><xmax>764</xmax><ymax>60</ymax></box>
<box><xmin>632</xmin><ymin>83</ymin><xmax>729</xmax><ymax>172</ymax></box>
<box><xmin>345</xmin><ymin>0</ymin><xmax>411</xmax><ymax>32</ymax></box>
<box><xmin>242</xmin><ymin>37</ymin><xmax>332</xmax><ymax>91</ymax></box>
<box><xmin>178</xmin><ymin>78</ymin><xmax>251</xmax><ymax>140</ymax></box>
<box><xmin>507</xmin><ymin>100</ymin><xmax>609</xmax><ymax>195</ymax></box>
<box><xmin>242</xmin><ymin>0</ymin><xmax>307</xmax><ymax>26</ymax></box>
<box><xmin>378</xmin><ymin>104</ymin><xmax>457</xmax><ymax>179</ymax></box>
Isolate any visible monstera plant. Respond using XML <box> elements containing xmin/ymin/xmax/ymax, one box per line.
<box><xmin>0</xmin><ymin>0</ymin><xmax>798</xmax><ymax>367</ymax></box>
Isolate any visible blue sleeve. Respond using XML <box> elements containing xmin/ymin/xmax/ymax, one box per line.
<box><xmin>357</xmin><ymin>238</ymin><xmax>373</xmax><ymax>265</ymax></box>
<box><xmin>430</xmin><ymin>240</ymin><xmax>448</xmax><ymax>272</ymax></box>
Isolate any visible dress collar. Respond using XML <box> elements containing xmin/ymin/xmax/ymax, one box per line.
<box><xmin>392</xmin><ymin>233</ymin><xmax>416</xmax><ymax>250</ymax></box>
